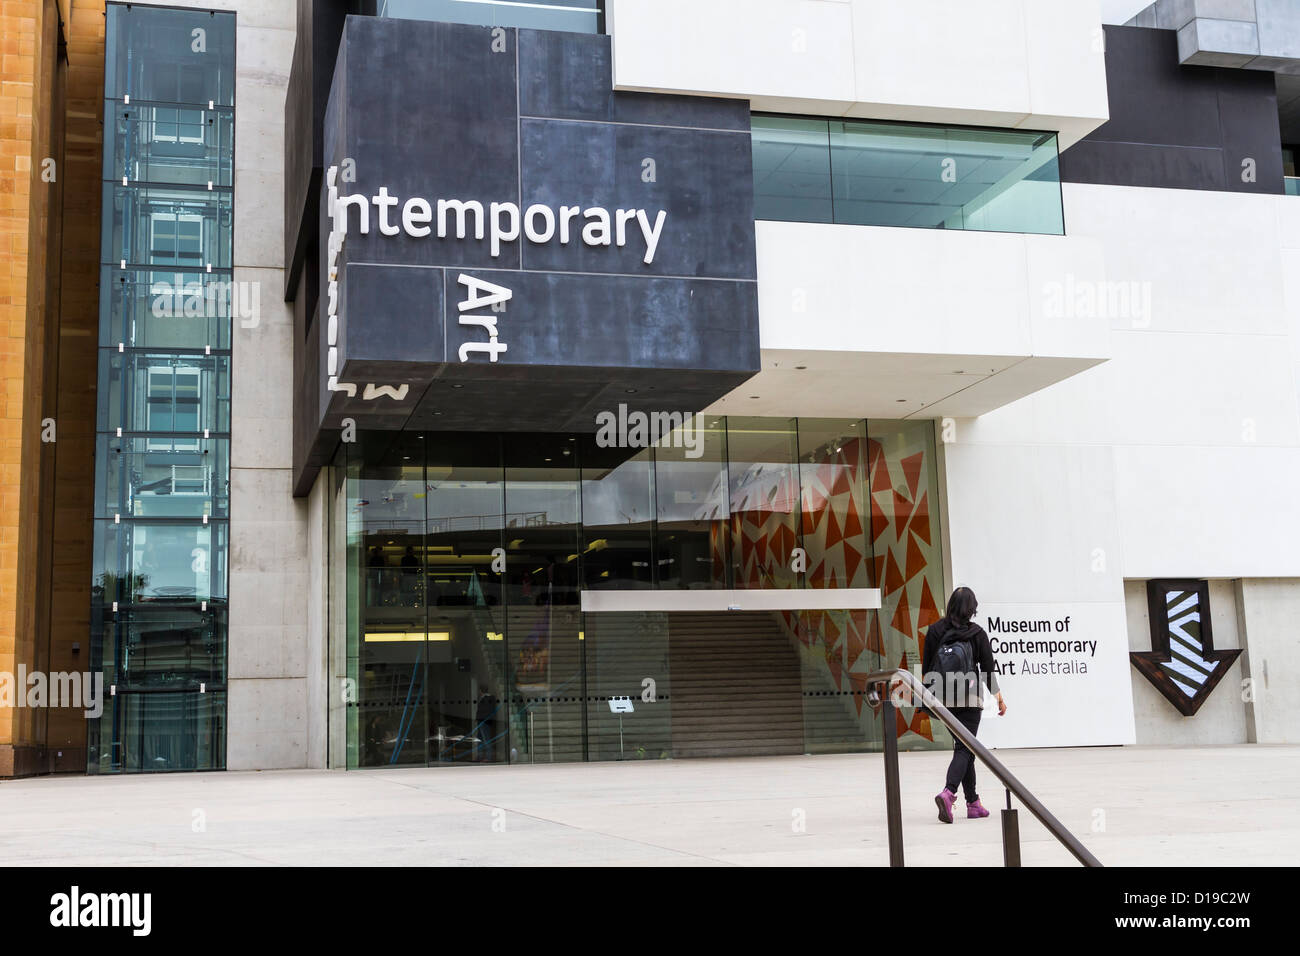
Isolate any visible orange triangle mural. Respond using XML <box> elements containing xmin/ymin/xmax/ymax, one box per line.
<box><xmin>846</xmin><ymin>618</ymin><xmax>866</xmax><ymax>669</ymax></box>
<box><xmin>891</xmin><ymin>588</ymin><xmax>913</xmax><ymax>640</ymax></box>
<box><xmin>831</xmin><ymin>461</ymin><xmax>851</xmax><ymax>496</ymax></box>
<box><xmin>918</xmin><ymin>577</ymin><xmax>941</xmax><ymax>631</ymax></box>
<box><xmin>866</xmin><ymin>614</ymin><xmax>885</xmax><ymax>655</ymax></box>
<box><xmin>893</xmin><ymin>489</ymin><xmax>913</xmax><ymax>538</ymax></box>
<box><xmin>871</xmin><ymin>454</ymin><xmax>893</xmax><ymax>493</ymax></box>
<box><xmin>842</xmin><ymin>494</ymin><xmax>863</xmax><ymax>539</ymax></box>
<box><xmin>904</xmin><ymin>531</ymin><xmax>926</xmax><ymax>582</ymax></box>
<box><xmin>884</xmin><ymin>548</ymin><xmax>906</xmax><ymax>596</ymax></box>
<box><xmin>843</xmin><ymin>541</ymin><xmax>862</xmax><ymax>584</ymax></box>
<box><xmin>901</xmin><ymin>451</ymin><xmax>924</xmax><ymax>499</ymax></box>
<box><xmin>824</xmin><ymin>508</ymin><xmax>842</xmax><ymax>548</ymax></box>
<box><xmin>870</xmin><ymin>493</ymin><xmax>889</xmax><ymax>543</ymax></box>
<box><xmin>912</xmin><ymin>711</ymin><xmax>935</xmax><ymax>742</ymax></box>
<box><xmin>910</xmin><ymin>493</ymin><xmax>931</xmax><ymax>545</ymax></box>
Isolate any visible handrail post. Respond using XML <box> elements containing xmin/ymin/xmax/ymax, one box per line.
<box><xmin>880</xmin><ymin>691</ymin><xmax>904</xmax><ymax>867</ymax></box>
<box><xmin>1002</xmin><ymin>788</ymin><xmax>1021</xmax><ymax>867</ymax></box>
<box><xmin>864</xmin><ymin>668</ymin><xmax>1102</xmax><ymax>867</ymax></box>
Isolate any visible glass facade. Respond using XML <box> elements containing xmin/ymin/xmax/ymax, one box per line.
<box><xmin>88</xmin><ymin>4</ymin><xmax>235</xmax><ymax>773</ymax></box>
<box><xmin>752</xmin><ymin>114</ymin><xmax>1065</xmax><ymax>235</ymax></box>
<box><xmin>378</xmin><ymin>0</ymin><xmax>603</xmax><ymax>33</ymax></box>
<box><xmin>328</xmin><ymin>418</ymin><xmax>947</xmax><ymax>768</ymax></box>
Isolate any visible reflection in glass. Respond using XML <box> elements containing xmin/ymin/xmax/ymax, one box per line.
<box><xmin>90</xmin><ymin>3</ymin><xmax>235</xmax><ymax>775</ymax></box>
<box><xmin>92</xmin><ymin>519</ymin><xmax>228</xmax><ymax>606</ymax></box>
<box><xmin>654</xmin><ymin>418</ymin><xmax>729</xmax><ymax>589</ymax></box>
<box><xmin>87</xmin><ymin>690</ymin><xmax>226</xmax><ymax>773</ymax></box>
<box><xmin>580</xmin><ymin>438</ymin><xmax>655</xmax><ymax>589</ymax></box>
<box><xmin>503</xmin><ymin>434</ymin><xmax>583</xmax><ymax>764</ymax></box>
<box><xmin>754</xmin><ymin>114</ymin><xmax>1065</xmax><ymax>236</ymax></box>
<box><xmin>378</xmin><ymin>0</ymin><xmax>601</xmax><ymax>33</ymax></box>
<box><xmin>97</xmin><ymin>351</ymin><xmax>230</xmax><ymax>437</ymax></box>
<box><xmin>104</xmin><ymin>101</ymin><xmax>234</xmax><ymax>187</ymax></box>
<box><xmin>96</xmin><ymin>434</ymin><xmax>229</xmax><ymax>519</ymax></box>
<box><xmin>726</xmin><ymin>417</ymin><xmax>802</xmax><ymax>589</ymax></box>
<box><xmin>423</xmin><ymin>435</ymin><xmax>507</xmax><ymax>765</ymax></box>
<box><xmin>101</xmin><ymin>183</ymin><xmax>232</xmax><ymax>270</ymax></box>
<box><xmin>583</xmin><ymin>612</ymin><xmax>672</xmax><ymax>760</ymax></box>
<box><xmin>95</xmin><ymin>607</ymin><xmax>227</xmax><ymax>692</ymax></box>
<box><xmin>105</xmin><ymin>4</ymin><xmax>236</xmax><ymax>106</ymax></box>
<box><xmin>751</xmin><ymin>115</ymin><xmax>833</xmax><ymax>222</ymax></box>
<box><xmin>330</xmin><ymin>417</ymin><xmax>948</xmax><ymax>767</ymax></box>
<box><xmin>101</xmin><ymin>266</ymin><xmax>233</xmax><ymax>351</ymax></box>
<box><xmin>354</xmin><ymin>434</ymin><xmax>428</xmax><ymax>767</ymax></box>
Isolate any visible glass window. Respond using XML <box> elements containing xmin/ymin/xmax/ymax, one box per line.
<box><xmin>653</xmin><ymin>417</ymin><xmax>730</xmax><ymax>589</ymax></box>
<box><xmin>93</xmin><ymin>3</ymin><xmax>235</xmax><ymax>777</ymax></box>
<box><xmin>726</xmin><ymin>417</ymin><xmax>803</xmax><ymax>590</ymax></box>
<box><xmin>100</xmin><ymin>266</ymin><xmax>233</xmax><ymax>351</ymax></box>
<box><xmin>328</xmin><ymin>418</ymin><xmax>949</xmax><ymax>767</ymax></box>
<box><xmin>92</xmin><ymin>519</ymin><xmax>228</xmax><ymax>606</ymax></box>
<box><xmin>751</xmin><ymin>116</ymin><xmax>833</xmax><ymax>223</ymax></box>
<box><xmin>105</xmin><ymin>4</ymin><xmax>236</xmax><ymax>107</ymax></box>
<box><xmin>97</xmin><ymin>351</ymin><xmax>231</xmax><ymax>437</ymax></box>
<box><xmin>105</xmin><ymin>101</ymin><xmax>234</xmax><ymax>187</ymax></box>
<box><xmin>582</xmin><ymin>612</ymin><xmax>672</xmax><ymax>761</ymax></box>
<box><xmin>797</xmin><ymin>418</ymin><xmax>871</xmax><ymax>590</ymax></box>
<box><xmin>95</xmin><ymin>434</ymin><xmax>229</xmax><ymax>519</ymax></box>
<box><xmin>87</xmin><ymin>690</ymin><xmax>226</xmax><ymax>773</ymax></box>
<box><xmin>580</xmin><ymin>438</ymin><xmax>655</xmax><ymax>590</ymax></box>
<box><xmin>101</xmin><ymin>183</ymin><xmax>232</xmax><ymax>270</ymax></box>
<box><xmin>502</xmin><ymin>434</ymin><xmax>583</xmax><ymax>764</ymax></box>
<box><xmin>93</xmin><ymin>607</ymin><xmax>227</xmax><ymax>692</ymax></box>
<box><xmin>754</xmin><ymin>114</ymin><xmax>1065</xmax><ymax>236</ymax></box>
<box><xmin>378</xmin><ymin>0</ymin><xmax>602</xmax><ymax>34</ymax></box>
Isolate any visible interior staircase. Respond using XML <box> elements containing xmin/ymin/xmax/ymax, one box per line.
<box><xmin>438</xmin><ymin>605</ymin><xmax>873</xmax><ymax>763</ymax></box>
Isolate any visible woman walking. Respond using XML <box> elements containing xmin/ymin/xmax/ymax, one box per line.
<box><xmin>921</xmin><ymin>586</ymin><xmax>1006</xmax><ymax>824</ymax></box>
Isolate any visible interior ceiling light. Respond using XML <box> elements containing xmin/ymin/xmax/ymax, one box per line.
<box><xmin>364</xmin><ymin>632</ymin><xmax>450</xmax><ymax>643</ymax></box>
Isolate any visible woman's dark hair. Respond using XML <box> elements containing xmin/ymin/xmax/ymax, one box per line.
<box><xmin>945</xmin><ymin>586</ymin><xmax>978</xmax><ymax>627</ymax></box>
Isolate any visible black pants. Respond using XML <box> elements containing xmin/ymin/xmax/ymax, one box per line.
<box><xmin>944</xmin><ymin>707</ymin><xmax>982</xmax><ymax>802</ymax></box>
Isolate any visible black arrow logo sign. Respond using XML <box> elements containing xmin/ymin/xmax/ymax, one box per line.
<box><xmin>1131</xmin><ymin>579</ymin><xmax>1242</xmax><ymax>717</ymax></box>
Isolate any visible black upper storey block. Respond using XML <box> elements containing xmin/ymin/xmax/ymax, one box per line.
<box><xmin>303</xmin><ymin>17</ymin><xmax>759</xmax><ymax>449</ymax></box>
<box><xmin>1060</xmin><ymin>25</ymin><xmax>1284</xmax><ymax>194</ymax></box>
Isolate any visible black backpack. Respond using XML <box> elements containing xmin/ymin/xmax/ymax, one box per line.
<box><xmin>934</xmin><ymin>632</ymin><xmax>979</xmax><ymax>708</ymax></box>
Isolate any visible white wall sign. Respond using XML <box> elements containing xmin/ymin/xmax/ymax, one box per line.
<box><xmin>973</xmin><ymin>601</ymin><xmax>1136</xmax><ymax>748</ymax></box>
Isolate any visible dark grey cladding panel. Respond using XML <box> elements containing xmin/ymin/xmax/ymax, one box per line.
<box><xmin>1060</xmin><ymin>25</ymin><xmax>1283</xmax><ymax>193</ymax></box>
<box><xmin>519</xmin><ymin>119</ymin><xmax>756</xmax><ymax>279</ymax></box>
<box><xmin>404</xmin><ymin>368</ymin><xmax>754</xmax><ymax>433</ymax></box>
<box><xmin>327</xmin><ymin>17</ymin><xmax>522</xmax><ymax>270</ymax></box>
<box><xmin>1061</xmin><ymin>141</ymin><xmax>1229</xmax><ymax>189</ymax></box>
<box><xmin>517</xmin><ymin>28</ymin><xmax>749</xmax><ymax>130</ymax></box>
<box><xmin>442</xmin><ymin>271</ymin><xmax>758</xmax><ymax>372</ymax></box>
<box><xmin>342</xmin><ymin>264</ymin><xmax>446</xmax><ymax>364</ymax></box>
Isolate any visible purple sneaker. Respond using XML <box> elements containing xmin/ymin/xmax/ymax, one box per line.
<box><xmin>967</xmin><ymin>799</ymin><xmax>991</xmax><ymax>819</ymax></box>
<box><xmin>935</xmin><ymin>788</ymin><xmax>955</xmax><ymax>824</ymax></box>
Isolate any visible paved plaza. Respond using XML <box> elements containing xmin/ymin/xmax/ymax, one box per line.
<box><xmin>1</xmin><ymin>745</ymin><xmax>1294</xmax><ymax>866</ymax></box>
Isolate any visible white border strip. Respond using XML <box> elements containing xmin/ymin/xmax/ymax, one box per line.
<box><xmin>580</xmin><ymin>588</ymin><xmax>881</xmax><ymax>613</ymax></box>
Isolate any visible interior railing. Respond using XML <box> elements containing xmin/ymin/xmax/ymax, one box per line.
<box><xmin>864</xmin><ymin>668</ymin><xmax>1102</xmax><ymax>867</ymax></box>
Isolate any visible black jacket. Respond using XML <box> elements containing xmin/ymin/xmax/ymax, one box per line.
<box><xmin>921</xmin><ymin>618</ymin><xmax>1000</xmax><ymax>704</ymax></box>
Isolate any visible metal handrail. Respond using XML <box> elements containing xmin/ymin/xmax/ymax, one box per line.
<box><xmin>865</xmin><ymin>668</ymin><xmax>1102</xmax><ymax>867</ymax></box>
